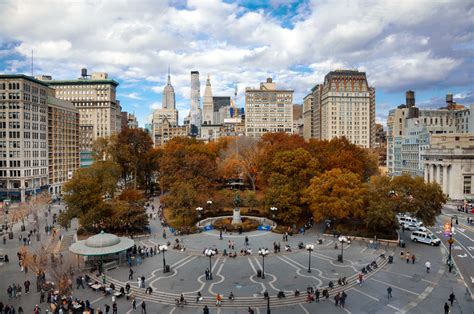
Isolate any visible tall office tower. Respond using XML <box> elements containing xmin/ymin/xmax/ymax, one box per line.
<box><xmin>202</xmin><ymin>75</ymin><xmax>214</xmax><ymax>125</ymax></box>
<box><xmin>152</xmin><ymin>71</ymin><xmax>179</xmax><ymax>147</ymax></box>
<box><xmin>47</xmin><ymin>89</ymin><xmax>80</xmax><ymax>196</ymax></box>
<box><xmin>245</xmin><ymin>78</ymin><xmax>293</xmax><ymax>137</ymax></box>
<box><xmin>162</xmin><ymin>67</ymin><xmax>176</xmax><ymax>110</ymax></box>
<box><xmin>304</xmin><ymin>70</ymin><xmax>375</xmax><ymax>148</ymax></box>
<box><xmin>41</xmin><ymin>69</ymin><xmax>122</xmax><ymax>167</ymax></box>
<box><xmin>189</xmin><ymin>71</ymin><xmax>202</xmax><ymax>134</ymax></box>
<box><xmin>0</xmin><ymin>75</ymin><xmax>79</xmax><ymax>202</ymax></box>
<box><xmin>213</xmin><ymin>96</ymin><xmax>231</xmax><ymax>124</ymax></box>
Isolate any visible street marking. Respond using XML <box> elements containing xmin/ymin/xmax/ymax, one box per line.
<box><xmin>468</xmin><ymin>247</ymin><xmax>474</xmax><ymax>251</ymax></box>
<box><xmin>369</xmin><ymin>278</ymin><xmax>418</xmax><ymax>295</ymax></box>
<box><xmin>90</xmin><ymin>296</ymin><xmax>105</xmax><ymax>304</ymax></box>
<box><xmin>381</xmin><ymin>269</ymin><xmax>437</xmax><ymax>285</ymax></box>
<box><xmin>352</xmin><ymin>288</ymin><xmax>379</xmax><ymax>301</ymax></box>
<box><xmin>387</xmin><ymin>304</ymin><xmax>402</xmax><ymax>311</ymax></box>
<box><xmin>455</xmin><ymin>229</ymin><xmax>474</xmax><ymax>241</ymax></box>
<box><xmin>168</xmin><ymin>307</ymin><xmax>176</xmax><ymax>314</ymax></box>
<box><xmin>457</xmin><ymin>254</ymin><xmax>467</xmax><ymax>258</ymax></box>
<box><xmin>299</xmin><ymin>303</ymin><xmax>310</xmax><ymax>314</ymax></box>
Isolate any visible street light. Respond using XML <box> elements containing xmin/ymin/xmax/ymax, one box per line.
<box><xmin>270</xmin><ymin>207</ymin><xmax>278</xmax><ymax>226</ymax></box>
<box><xmin>338</xmin><ymin>236</ymin><xmax>349</xmax><ymax>263</ymax></box>
<box><xmin>159</xmin><ymin>244</ymin><xmax>168</xmax><ymax>273</ymax></box>
<box><xmin>306</xmin><ymin>244</ymin><xmax>314</xmax><ymax>273</ymax></box>
<box><xmin>258</xmin><ymin>248</ymin><xmax>269</xmax><ymax>279</ymax></box>
<box><xmin>448</xmin><ymin>215</ymin><xmax>458</xmax><ymax>265</ymax></box>
<box><xmin>205</xmin><ymin>248</ymin><xmax>216</xmax><ymax>280</ymax></box>
<box><xmin>196</xmin><ymin>207</ymin><xmax>203</xmax><ymax>218</ymax></box>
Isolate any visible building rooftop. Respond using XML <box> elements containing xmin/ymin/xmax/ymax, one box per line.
<box><xmin>47</xmin><ymin>78</ymin><xmax>119</xmax><ymax>87</ymax></box>
<box><xmin>0</xmin><ymin>74</ymin><xmax>50</xmax><ymax>87</ymax></box>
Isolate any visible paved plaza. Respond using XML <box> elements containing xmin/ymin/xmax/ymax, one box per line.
<box><xmin>1</xmin><ymin>197</ymin><xmax>473</xmax><ymax>313</ymax></box>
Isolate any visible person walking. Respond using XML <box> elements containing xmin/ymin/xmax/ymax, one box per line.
<box><xmin>358</xmin><ymin>273</ymin><xmax>363</xmax><ymax>286</ymax></box>
<box><xmin>334</xmin><ymin>292</ymin><xmax>340</xmax><ymax>307</ymax></box>
<box><xmin>203</xmin><ymin>305</ymin><xmax>210</xmax><ymax>314</ymax></box>
<box><xmin>449</xmin><ymin>292</ymin><xmax>456</xmax><ymax>306</ymax></box>
<box><xmin>141</xmin><ymin>301</ymin><xmax>146</xmax><ymax>314</ymax></box>
<box><xmin>387</xmin><ymin>286</ymin><xmax>392</xmax><ymax>299</ymax></box>
<box><xmin>129</xmin><ymin>268</ymin><xmax>134</xmax><ymax>280</ymax></box>
<box><xmin>132</xmin><ymin>297</ymin><xmax>136</xmax><ymax>311</ymax></box>
<box><xmin>411</xmin><ymin>254</ymin><xmax>416</xmax><ymax>264</ymax></box>
<box><xmin>444</xmin><ymin>302</ymin><xmax>449</xmax><ymax>314</ymax></box>
<box><xmin>216</xmin><ymin>293</ymin><xmax>222</xmax><ymax>306</ymax></box>
<box><xmin>405</xmin><ymin>251</ymin><xmax>410</xmax><ymax>264</ymax></box>
<box><xmin>340</xmin><ymin>291</ymin><xmax>347</xmax><ymax>308</ymax></box>
<box><xmin>425</xmin><ymin>260</ymin><xmax>431</xmax><ymax>273</ymax></box>
<box><xmin>112</xmin><ymin>302</ymin><xmax>118</xmax><ymax>314</ymax></box>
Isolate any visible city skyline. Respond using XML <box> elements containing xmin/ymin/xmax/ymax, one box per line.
<box><xmin>0</xmin><ymin>0</ymin><xmax>473</xmax><ymax>126</ymax></box>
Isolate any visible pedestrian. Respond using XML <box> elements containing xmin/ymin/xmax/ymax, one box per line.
<box><xmin>129</xmin><ymin>268</ymin><xmax>134</xmax><ymax>280</ymax></box>
<box><xmin>411</xmin><ymin>254</ymin><xmax>416</xmax><ymax>264</ymax></box>
<box><xmin>203</xmin><ymin>305</ymin><xmax>210</xmax><ymax>314</ymax></box>
<box><xmin>387</xmin><ymin>286</ymin><xmax>392</xmax><ymax>299</ymax></box>
<box><xmin>245</xmin><ymin>236</ymin><xmax>249</xmax><ymax>246</ymax></box>
<box><xmin>405</xmin><ymin>251</ymin><xmax>410</xmax><ymax>264</ymax></box>
<box><xmin>334</xmin><ymin>292</ymin><xmax>340</xmax><ymax>307</ymax></box>
<box><xmin>340</xmin><ymin>290</ymin><xmax>347</xmax><ymax>308</ymax></box>
<box><xmin>315</xmin><ymin>288</ymin><xmax>320</xmax><ymax>302</ymax></box>
<box><xmin>205</xmin><ymin>268</ymin><xmax>209</xmax><ymax>280</ymax></box>
<box><xmin>358</xmin><ymin>273</ymin><xmax>363</xmax><ymax>286</ymax></box>
<box><xmin>141</xmin><ymin>275</ymin><xmax>145</xmax><ymax>288</ymax></box>
<box><xmin>105</xmin><ymin>304</ymin><xmax>110</xmax><ymax>314</ymax></box>
<box><xmin>248</xmin><ymin>306</ymin><xmax>254</xmax><ymax>314</ymax></box>
<box><xmin>132</xmin><ymin>297</ymin><xmax>136</xmax><ymax>310</ymax></box>
<box><xmin>449</xmin><ymin>292</ymin><xmax>456</xmax><ymax>306</ymax></box>
<box><xmin>138</xmin><ymin>277</ymin><xmax>142</xmax><ymax>288</ymax></box>
<box><xmin>219</xmin><ymin>230</ymin><xmax>223</xmax><ymax>240</ymax></box>
<box><xmin>444</xmin><ymin>302</ymin><xmax>449</xmax><ymax>314</ymax></box>
<box><xmin>425</xmin><ymin>260</ymin><xmax>431</xmax><ymax>273</ymax></box>
<box><xmin>400</xmin><ymin>250</ymin><xmax>404</xmax><ymax>260</ymax></box>
<box><xmin>216</xmin><ymin>293</ymin><xmax>222</xmax><ymax>306</ymax></box>
<box><xmin>141</xmin><ymin>301</ymin><xmax>146</xmax><ymax>314</ymax></box>
<box><xmin>112</xmin><ymin>302</ymin><xmax>118</xmax><ymax>314</ymax></box>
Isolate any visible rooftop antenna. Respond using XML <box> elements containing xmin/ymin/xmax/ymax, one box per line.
<box><xmin>31</xmin><ymin>50</ymin><xmax>34</xmax><ymax>77</ymax></box>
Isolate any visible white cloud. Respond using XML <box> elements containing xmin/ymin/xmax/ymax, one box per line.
<box><xmin>120</xmin><ymin>92</ymin><xmax>144</xmax><ymax>100</ymax></box>
<box><xmin>0</xmin><ymin>0</ymin><xmax>472</xmax><ymax>125</ymax></box>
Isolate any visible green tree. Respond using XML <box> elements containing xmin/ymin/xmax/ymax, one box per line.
<box><xmin>303</xmin><ymin>168</ymin><xmax>367</xmax><ymax>221</ymax></box>
<box><xmin>162</xmin><ymin>181</ymin><xmax>199</xmax><ymax>226</ymax></box>
<box><xmin>265</xmin><ymin>174</ymin><xmax>302</xmax><ymax>224</ymax></box>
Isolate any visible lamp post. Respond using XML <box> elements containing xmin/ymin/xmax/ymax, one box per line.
<box><xmin>205</xmin><ymin>248</ymin><xmax>216</xmax><ymax>280</ymax></box>
<box><xmin>339</xmin><ymin>236</ymin><xmax>348</xmax><ymax>263</ymax></box>
<box><xmin>267</xmin><ymin>295</ymin><xmax>271</xmax><ymax>314</ymax></box>
<box><xmin>196</xmin><ymin>207</ymin><xmax>203</xmax><ymax>219</ymax></box>
<box><xmin>270</xmin><ymin>207</ymin><xmax>277</xmax><ymax>226</ymax></box>
<box><xmin>306</xmin><ymin>244</ymin><xmax>314</xmax><ymax>273</ymax></box>
<box><xmin>448</xmin><ymin>215</ymin><xmax>457</xmax><ymax>265</ymax></box>
<box><xmin>159</xmin><ymin>244</ymin><xmax>168</xmax><ymax>273</ymax></box>
<box><xmin>258</xmin><ymin>248</ymin><xmax>269</xmax><ymax>279</ymax></box>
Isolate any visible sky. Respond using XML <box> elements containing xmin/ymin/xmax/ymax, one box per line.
<box><xmin>0</xmin><ymin>0</ymin><xmax>473</xmax><ymax>127</ymax></box>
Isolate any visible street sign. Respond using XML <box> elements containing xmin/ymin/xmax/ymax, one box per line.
<box><xmin>457</xmin><ymin>254</ymin><xmax>467</xmax><ymax>258</ymax></box>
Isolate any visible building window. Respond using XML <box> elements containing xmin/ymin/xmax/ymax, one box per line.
<box><xmin>464</xmin><ymin>176</ymin><xmax>471</xmax><ymax>194</ymax></box>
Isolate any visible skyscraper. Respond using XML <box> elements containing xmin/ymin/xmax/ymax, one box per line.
<box><xmin>162</xmin><ymin>67</ymin><xmax>175</xmax><ymax>110</ymax></box>
<box><xmin>152</xmin><ymin>70</ymin><xmax>178</xmax><ymax>147</ymax></box>
<box><xmin>189</xmin><ymin>71</ymin><xmax>202</xmax><ymax>134</ymax></box>
<box><xmin>303</xmin><ymin>70</ymin><xmax>375</xmax><ymax>148</ymax></box>
<box><xmin>202</xmin><ymin>75</ymin><xmax>214</xmax><ymax>125</ymax></box>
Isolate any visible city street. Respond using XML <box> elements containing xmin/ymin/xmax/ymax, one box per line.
<box><xmin>431</xmin><ymin>205</ymin><xmax>474</xmax><ymax>299</ymax></box>
<box><xmin>0</xmin><ymin>198</ymin><xmax>473</xmax><ymax>313</ymax></box>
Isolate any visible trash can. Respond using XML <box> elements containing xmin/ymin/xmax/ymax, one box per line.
<box><xmin>337</xmin><ymin>254</ymin><xmax>343</xmax><ymax>262</ymax></box>
<box><xmin>165</xmin><ymin>265</ymin><xmax>170</xmax><ymax>273</ymax></box>
<box><xmin>388</xmin><ymin>256</ymin><xmax>393</xmax><ymax>264</ymax></box>
<box><xmin>399</xmin><ymin>240</ymin><xmax>405</xmax><ymax>248</ymax></box>
<box><xmin>257</xmin><ymin>269</ymin><xmax>262</xmax><ymax>278</ymax></box>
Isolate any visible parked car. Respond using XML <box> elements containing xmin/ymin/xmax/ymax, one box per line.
<box><xmin>411</xmin><ymin>231</ymin><xmax>440</xmax><ymax>246</ymax></box>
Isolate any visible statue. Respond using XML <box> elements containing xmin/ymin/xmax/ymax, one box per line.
<box><xmin>232</xmin><ymin>191</ymin><xmax>242</xmax><ymax>225</ymax></box>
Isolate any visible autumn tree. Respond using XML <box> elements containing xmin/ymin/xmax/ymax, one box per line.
<box><xmin>160</xmin><ymin>137</ymin><xmax>218</xmax><ymax>193</ymax></box>
<box><xmin>307</xmin><ymin>137</ymin><xmax>379</xmax><ymax>180</ymax></box>
<box><xmin>303</xmin><ymin>168</ymin><xmax>367</xmax><ymax>221</ymax></box>
<box><xmin>264</xmin><ymin>148</ymin><xmax>319</xmax><ymax>223</ymax></box>
<box><xmin>219</xmin><ymin>137</ymin><xmax>263</xmax><ymax>191</ymax></box>
<box><xmin>161</xmin><ymin>181</ymin><xmax>199</xmax><ymax>226</ymax></box>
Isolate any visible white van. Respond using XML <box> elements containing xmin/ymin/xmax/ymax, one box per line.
<box><xmin>399</xmin><ymin>216</ymin><xmax>423</xmax><ymax>229</ymax></box>
<box><xmin>411</xmin><ymin>231</ymin><xmax>440</xmax><ymax>246</ymax></box>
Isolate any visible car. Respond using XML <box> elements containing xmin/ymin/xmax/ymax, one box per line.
<box><xmin>411</xmin><ymin>231</ymin><xmax>440</xmax><ymax>246</ymax></box>
<box><xmin>414</xmin><ymin>226</ymin><xmax>429</xmax><ymax>232</ymax></box>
